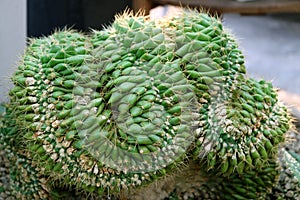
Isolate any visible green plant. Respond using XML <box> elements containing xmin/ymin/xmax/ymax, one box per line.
<box><xmin>0</xmin><ymin>9</ymin><xmax>296</xmax><ymax>199</ymax></box>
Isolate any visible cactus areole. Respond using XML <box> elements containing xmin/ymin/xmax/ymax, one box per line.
<box><xmin>0</xmin><ymin>9</ymin><xmax>292</xmax><ymax>199</ymax></box>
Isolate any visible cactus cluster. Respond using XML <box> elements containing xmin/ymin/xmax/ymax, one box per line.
<box><xmin>0</xmin><ymin>9</ymin><xmax>297</xmax><ymax>199</ymax></box>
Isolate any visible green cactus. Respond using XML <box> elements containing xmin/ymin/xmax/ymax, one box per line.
<box><xmin>167</xmin><ymin>159</ymin><xmax>280</xmax><ymax>200</ymax></box>
<box><xmin>266</xmin><ymin>148</ymin><xmax>300</xmax><ymax>200</ymax></box>
<box><xmin>0</xmin><ymin>9</ymin><xmax>296</xmax><ymax>199</ymax></box>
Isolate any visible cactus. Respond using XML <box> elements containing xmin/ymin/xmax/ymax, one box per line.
<box><xmin>167</xmin><ymin>160</ymin><xmax>280</xmax><ymax>200</ymax></box>
<box><xmin>0</xmin><ymin>9</ymin><xmax>296</xmax><ymax>199</ymax></box>
<box><xmin>267</xmin><ymin>149</ymin><xmax>300</xmax><ymax>200</ymax></box>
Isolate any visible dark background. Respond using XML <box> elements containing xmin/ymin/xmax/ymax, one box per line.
<box><xmin>27</xmin><ymin>0</ymin><xmax>132</xmax><ymax>37</ymax></box>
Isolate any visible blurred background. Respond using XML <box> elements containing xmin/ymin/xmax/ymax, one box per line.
<box><xmin>0</xmin><ymin>0</ymin><xmax>299</xmax><ymax>116</ymax></box>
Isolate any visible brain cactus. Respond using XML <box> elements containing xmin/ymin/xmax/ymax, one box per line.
<box><xmin>0</xmin><ymin>9</ymin><xmax>296</xmax><ymax>199</ymax></box>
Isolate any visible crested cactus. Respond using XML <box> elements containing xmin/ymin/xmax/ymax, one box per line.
<box><xmin>0</xmin><ymin>9</ymin><xmax>296</xmax><ymax>199</ymax></box>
